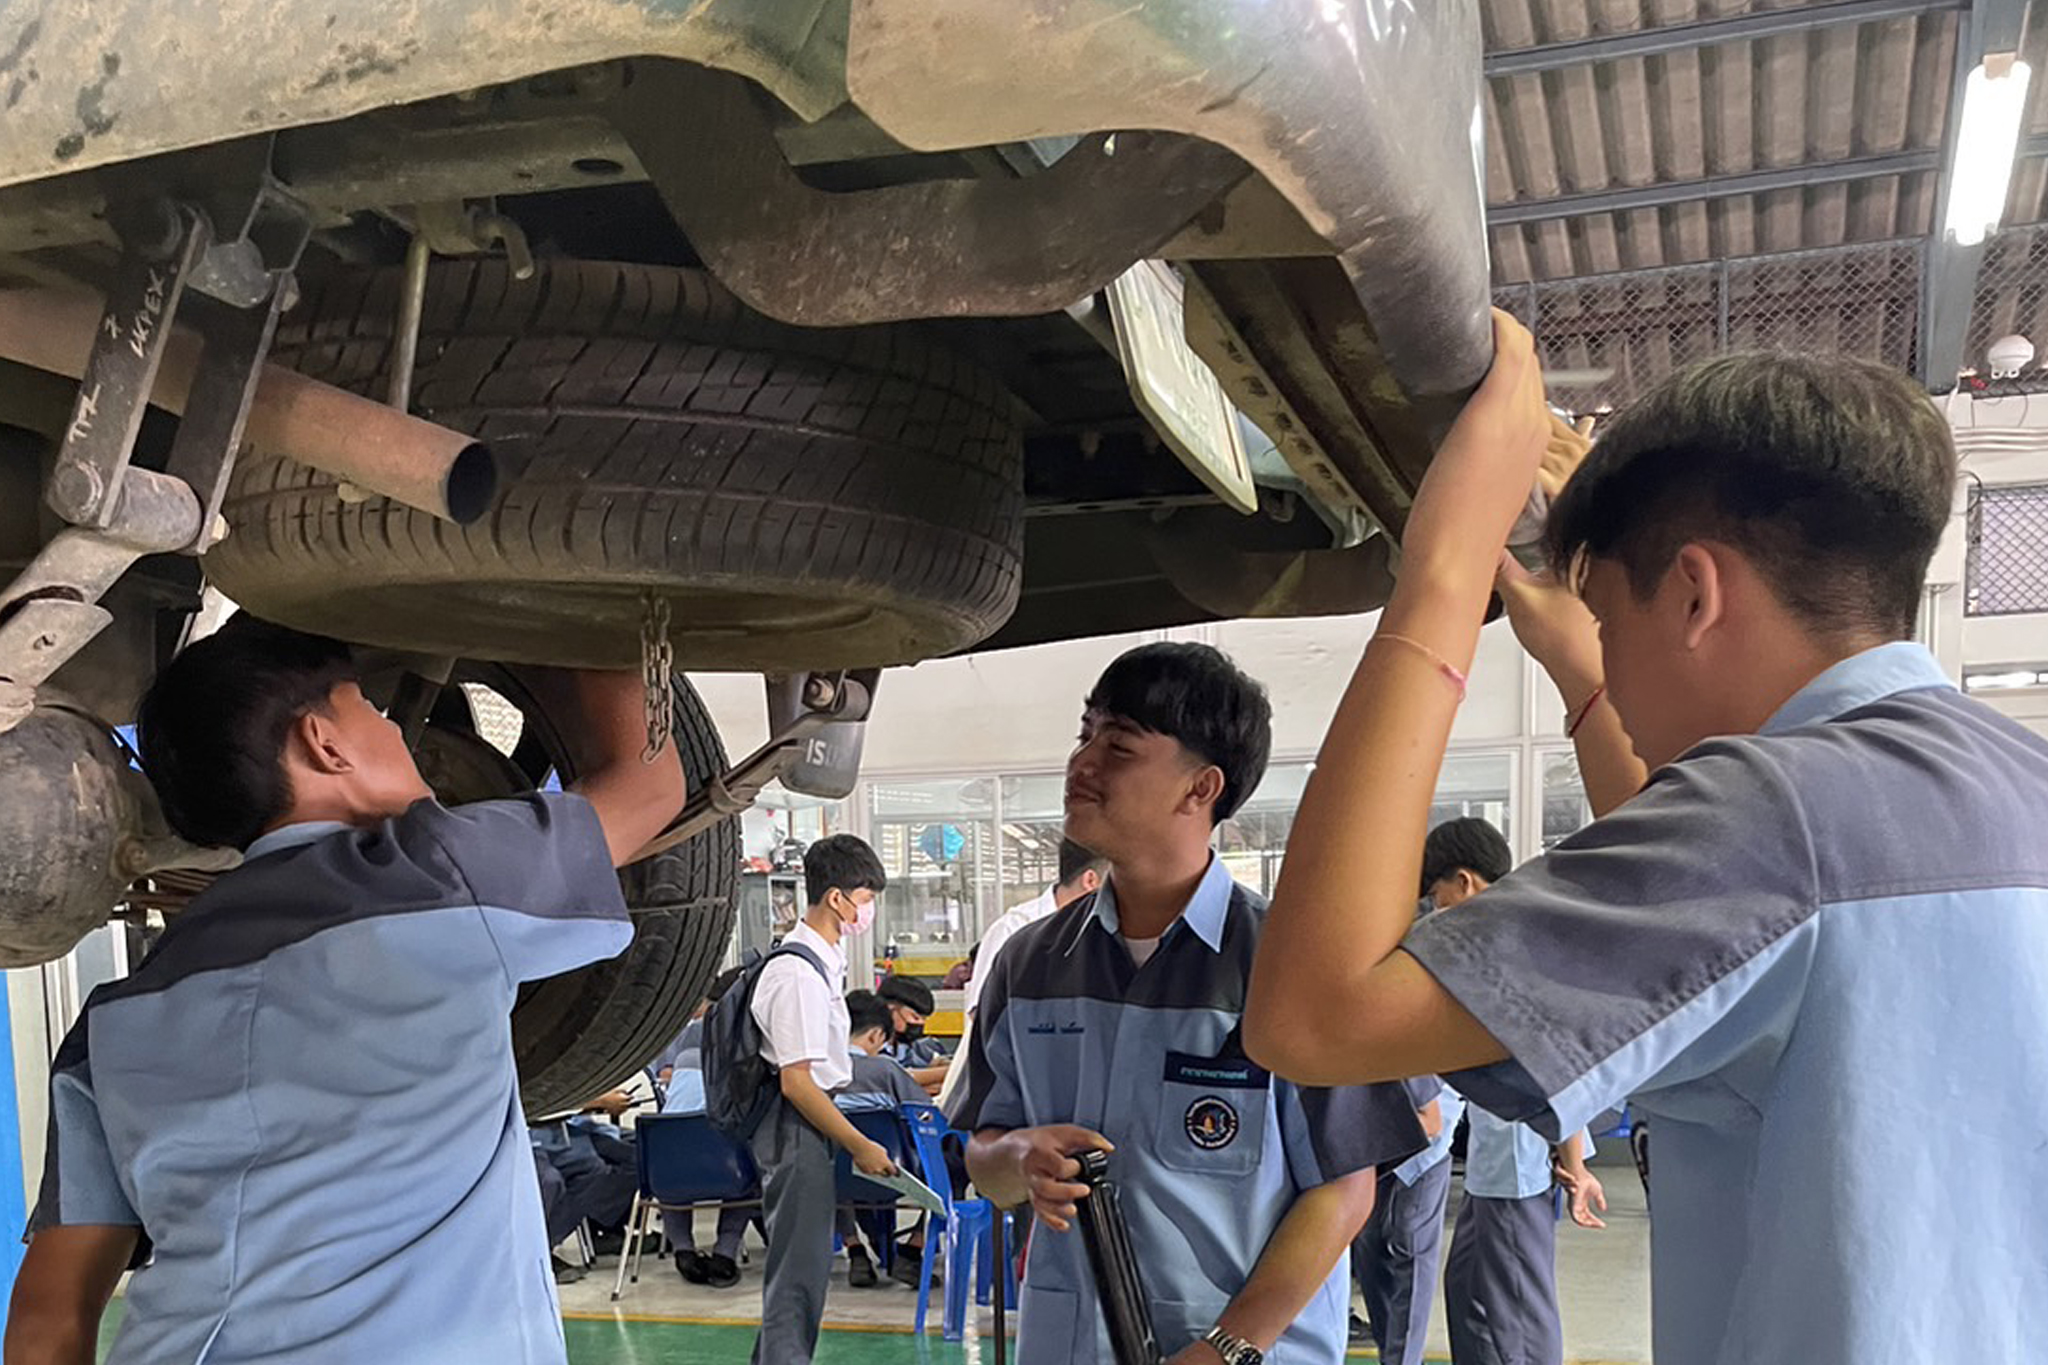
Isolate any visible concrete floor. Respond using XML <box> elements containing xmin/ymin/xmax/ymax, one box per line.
<box><xmin>554</xmin><ymin>1154</ymin><xmax>1653</xmax><ymax>1363</ymax></box>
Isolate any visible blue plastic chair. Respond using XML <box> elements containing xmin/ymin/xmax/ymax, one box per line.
<box><xmin>614</xmin><ymin>1112</ymin><xmax>761</xmax><ymax>1301</ymax></box>
<box><xmin>900</xmin><ymin>1102</ymin><xmax>1013</xmax><ymax>1341</ymax></box>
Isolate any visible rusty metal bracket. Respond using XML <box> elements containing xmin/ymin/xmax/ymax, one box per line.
<box><xmin>613</xmin><ymin>66</ymin><xmax>1250</xmax><ymax>327</ymax></box>
<box><xmin>628</xmin><ymin>669</ymin><xmax>878</xmax><ymax>864</ymax></box>
<box><xmin>46</xmin><ymin>202</ymin><xmax>210</xmax><ymax>529</ymax></box>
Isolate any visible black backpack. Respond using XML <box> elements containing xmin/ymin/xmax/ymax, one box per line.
<box><xmin>701</xmin><ymin>942</ymin><xmax>831</xmax><ymax>1141</ymax></box>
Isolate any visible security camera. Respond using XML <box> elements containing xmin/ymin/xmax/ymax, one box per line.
<box><xmin>1986</xmin><ymin>334</ymin><xmax>2036</xmax><ymax>380</ymax></box>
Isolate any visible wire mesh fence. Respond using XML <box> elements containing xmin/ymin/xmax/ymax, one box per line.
<box><xmin>1966</xmin><ymin>481</ymin><xmax>2048</xmax><ymax>618</ymax></box>
<box><xmin>1963</xmin><ymin>224</ymin><xmax>2048</xmax><ymax>378</ymax></box>
<box><xmin>1495</xmin><ymin>239</ymin><xmax>1924</xmax><ymax>414</ymax></box>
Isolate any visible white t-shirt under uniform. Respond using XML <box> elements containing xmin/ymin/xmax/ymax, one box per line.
<box><xmin>750</xmin><ymin>920</ymin><xmax>852</xmax><ymax>1091</ymax></box>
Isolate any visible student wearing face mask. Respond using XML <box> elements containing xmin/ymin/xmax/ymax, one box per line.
<box><xmin>876</xmin><ymin>976</ymin><xmax>949</xmax><ymax>1093</ymax></box>
<box><xmin>745</xmin><ymin>835</ymin><xmax>897</xmax><ymax>1365</ymax></box>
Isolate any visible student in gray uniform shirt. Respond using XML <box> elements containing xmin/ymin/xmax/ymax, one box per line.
<box><xmin>1248</xmin><ymin>326</ymin><xmax>2048</xmax><ymax>1365</ymax></box>
<box><xmin>952</xmin><ymin>642</ymin><xmax>1425</xmax><ymax>1365</ymax></box>
<box><xmin>10</xmin><ymin>618</ymin><xmax>684</xmax><ymax>1365</ymax></box>
<box><xmin>834</xmin><ymin>990</ymin><xmax>932</xmax><ymax>1289</ymax></box>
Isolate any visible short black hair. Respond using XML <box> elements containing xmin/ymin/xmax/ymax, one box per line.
<box><xmin>1420</xmin><ymin>817</ymin><xmax>1511</xmax><ymax>895</ymax></box>
<box><xmin>845</xmin><ymin>989</ymin><xmax>893</xmax><ymax>1038</ymax></box>
<box><xmin>1084</xmin><ymin>643</ymin><xmax>1272</xmax><ymax>824</ymax></box>
<box><xmin>1057</xmin><ymin>837</ymin><xmax>1107</xmax><ymax>888</ymax></box>
<box><xmin>877</xmin><ymin>975</ymin><xmax>935</xmax><ymax>1016</ymax></box>
<box><xmin>804</xmin><ymin>834</ymin><xmax>887</xmax><ymax>906</ymax></box>
<box><xmin>1545</xmin><ymin>351</ymin><xmax>1956</xmax><ymax>641</ymax></box>
<box><xmin>136</xmin><ymin>615</ymin><xmax>358</xmax><ymax>850</ymax></box>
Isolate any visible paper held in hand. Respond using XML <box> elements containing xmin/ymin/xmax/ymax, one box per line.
<box><xmin>864</xmin><ymin>1166</ymin><xmax>946</xmax><ymax>1214</ymax></box>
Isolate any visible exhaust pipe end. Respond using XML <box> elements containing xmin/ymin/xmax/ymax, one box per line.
<box><xmin>443</xmin><ymin>442</ymin><xmax>498</xmax><ymax>525</ymax></box>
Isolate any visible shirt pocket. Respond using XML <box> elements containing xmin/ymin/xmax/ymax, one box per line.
<box><xmin>1153</xmin><ymin>1050</ymin><xmax>1270</xmax><ymax>1178</ymax></box>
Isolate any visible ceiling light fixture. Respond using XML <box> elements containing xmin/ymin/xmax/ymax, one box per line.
<box><xmin>1945</xmin><ymin>54</ymin><xmax>2034</xmax><ymax>247</ymax></box>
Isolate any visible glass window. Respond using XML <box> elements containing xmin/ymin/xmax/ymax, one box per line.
<box><xmin>733</xmin><ymin>784</ymin><xmax>847</xmax><ymax>962</ymax></box>
<box><xmin>997</xmin><ymin>774</ymin><xmax>1068</xmax><ymax>912</ymax></box>
<box><xmin>1215</xmin><ymin>751</ymin><xmax>1515</xmax><ymax>896</ymax></box>
<box><xmin>1540</xmin><ymin>749</ymin><xmax>1593</xmax><ymax>850</ymax></box>
<box><xmin>867</xmin><ymin>778</ymin><xmax>999</xmax><ymax>963</ymax></box>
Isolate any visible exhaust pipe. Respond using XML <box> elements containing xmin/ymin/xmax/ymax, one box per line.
<box><xmin>0</xmin><ymin>286</ymin><xmax>496</xmax><ymax>524</ymax></box>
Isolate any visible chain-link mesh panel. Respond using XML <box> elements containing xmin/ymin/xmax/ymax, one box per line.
<box><xmin>1966</xmin><ymin>482</ymin><xmax>2048</xmax><ymax>617</ymax></box>
<box><xmin>1963</xmin><ymin>224</ymin><xmax>2048</xmax><ymax>380</ymax></box>
<box><xmin>1494</xmin><ymin>240</ymin><xmax>1924</xmax><ymax>413</ymax></box>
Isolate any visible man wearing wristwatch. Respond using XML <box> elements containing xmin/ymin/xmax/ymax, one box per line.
<box><xmin>948</xmin><ymin>643</ymin><xmax>1425</xmax><ymax>1364</ymax></box>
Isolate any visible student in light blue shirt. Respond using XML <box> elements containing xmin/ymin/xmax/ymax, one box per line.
<box><xmin>1249</xmin><ymin>331</ymin><xmax>2048</xmax><ymax>1365</ymax></box>
<box><xmin>8</xmin><ymin>617</ymin><xmax>685</xmax><ymax>1365</ymax></box>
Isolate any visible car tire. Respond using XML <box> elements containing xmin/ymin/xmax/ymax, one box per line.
<box><xmin>205</xmin><ymin>258</ymin><xmax>1025</xmax><ymax>671</ymax></box>
<box><xmin>422</xmin><ymin>663</ymin><xmax>740</xmax><ymax>1118</ymax></box>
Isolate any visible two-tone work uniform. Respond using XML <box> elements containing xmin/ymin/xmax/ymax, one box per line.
<box><xmin>1442</xmin><ymin>1108</ymin><xmax>1576</xmax><ymax>1365</ymax></box>
<box><xmin>29</xmin><ymin>796</ymin><xmax>631</xmax><ymax>1365</ymax></box>
<box><xmin>1403</xmin><ymin>643</ymin><xmax>2048</xmax><ymax>1365</ymax></box>
<box><xmin>747</xmin><ymin>919</ymin><xmax>851</xmax><ymax>1365</ymax></box>
<box><xmin>1355</xmin><ymin>1075</ymin><xmax>1464</xmax><ymax>1365</ymax></box>
<box><xmin>949</xmin><ymin>856</ymin><xmax>1425</xmax><ymax>1364</ymax></box>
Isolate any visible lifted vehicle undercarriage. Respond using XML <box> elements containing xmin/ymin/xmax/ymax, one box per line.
<box><xmin>0</xmin><ymin>0</ymin><xmax>1493</xmax><ymax>1109</ymax></box>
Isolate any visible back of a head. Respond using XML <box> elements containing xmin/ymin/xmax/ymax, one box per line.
<box><xmin>1084</xmin><ymin>642</ymin><xmax>1273</xmax><ymax>824</ymax></box>
<box><xmin>1544</xmin><ymin>351</ymin><xmax>1956</xmax><ymax>641</ymax></box>
<box><xmin>876</xmin><ymin>974</ymin><xmax>936</xmax><ymax>1016</ymax></box>
<box><xmin>845</xmin><ymin>989</ymin><xmax>893</xmax><ymax>1038</ymax></box>
<box><xmin>803</xmin><ymin>833</ymin><xmax>887</xmax><ymax>906</ymax></box>
<box><xmin>1420</xmin><ymin>817</ymin><xmax>1512</xmax><ymax>895</ymax></box>
<box><xmin>136</xmin><ymin>615</ymin><xmax>357</xmax><ymax>850</ymax></box>
<box><xmin>1056</xmin><ymin>837</ymin><xmax>1108</xmax><ymax>889</ymax></box>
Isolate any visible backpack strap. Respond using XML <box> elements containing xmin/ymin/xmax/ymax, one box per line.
<box><xmin>764</xmin><ymin>941</ymin><xmax>832</xmax><ymax>986</ymax></box>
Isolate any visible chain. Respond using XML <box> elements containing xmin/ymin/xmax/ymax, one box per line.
<box><xmin>640</xmin><ymin>590</ymin><xmax>674</xmax><ymax>763</ymax></box>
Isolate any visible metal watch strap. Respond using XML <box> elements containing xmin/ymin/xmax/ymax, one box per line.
<box><xmin>1204</xmin><ymin>1327</ymin><xmax>1263</xmax><ymax>1365</ymax></box>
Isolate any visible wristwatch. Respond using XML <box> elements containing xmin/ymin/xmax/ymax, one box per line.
<box><xmin>1204</xmin><ymin>1326</ymin><xmax>1264</xmax><ymax>1365</ymax></box>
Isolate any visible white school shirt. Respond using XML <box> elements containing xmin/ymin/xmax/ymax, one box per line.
<box><xmin>750</xmin><ymin>920</ymin><xmax>853</xmax><ymax>1091</ymax></box>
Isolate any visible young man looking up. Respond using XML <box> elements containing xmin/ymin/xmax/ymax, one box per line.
<box><xmin>747</xmin><ymin>834</ymin><xmax>897</xmax><ymax>1365</ymax></box>
<box><xmin>951</xmin><ymin>643</ymin><xmax>1424</xmax><ymax>1365</ymax></box>
<box><xmin>1246</xmin><ymin>318</ymin><xmax>2048</xmax><ymax>1364</ymax></box>
<box><xmin>7</xmin><ymin>616</ymin><xmax>685</xmax><ymax>1365</ymax></box>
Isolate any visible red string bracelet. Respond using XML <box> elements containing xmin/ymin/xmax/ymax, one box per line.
<box><xmin>1373</xmin><ymin>633</ymin><xmax>1468</xmax><ymax>700</ymax></box>
<box><xmin>1567</xmin><ymin>684</ymin><xmax>1607</xmax><ymax>738</ymax></box>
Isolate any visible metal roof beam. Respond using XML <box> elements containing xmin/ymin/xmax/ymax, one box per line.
<box><xmin>1917</xmin><ymin>0</ymin><xmax>2033</xmax><ymax>390</ymax></box>
<box><xmin>1485</xmin><ymin>0</ymin><xmax>1966</xmax><ymax>78</ymax></box>
<box><xmin>1488</xmin><ymin>137</ymin><xmax>2048</xmax><ymax>227</ymax></box>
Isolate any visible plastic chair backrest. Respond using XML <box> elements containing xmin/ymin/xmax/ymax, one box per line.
<box><xmin>835</xmin><ymin>1106</ymin><xmax>911</xmax><ymax>1204</ymax></box>
<box><xmin>636</xmin><ymin>1112</ymin><xmax>759</xmax><ymax>1204</ymax></box>
<box><xmin>899</xmin><ymin>1102</ymin><xmax>958</xmax><ymax>1216</ymax></box>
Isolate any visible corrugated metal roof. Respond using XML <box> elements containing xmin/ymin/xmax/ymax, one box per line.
<box><xmin>1478</xmin><ymin>0</ymin><xmax>2044</xmax><ymax>285</ymax></box>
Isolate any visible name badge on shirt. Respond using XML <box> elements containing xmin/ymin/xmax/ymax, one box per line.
<box><xmin>1161</xmin><ymin>1052</ymin><xmax>1269</xmax><ymax>1089</ymax></box>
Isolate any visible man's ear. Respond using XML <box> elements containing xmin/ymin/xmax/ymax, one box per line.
<box><xmin>294</xmin><ymin>709</ymin><xmax>354</xmax><ymax>776</ymax></box>
<box><xmin>1672</xmin><ymin>543</ymin><xmax>1727</xmax><ymax>652</ymax></box>
<box><xmin>1080</xmin><ymin>869</ymin><xmax>1102</xmax><ymax>894</ymax></box>
<box><xmin>1184</xmin><ymin>764</ymin><xmax>1227</xmax><ymax>818</ymax></box>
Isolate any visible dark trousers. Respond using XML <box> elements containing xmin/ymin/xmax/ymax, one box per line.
<box><xmin>749</xmin><ymin>1097</ymin><xmax>837</xmax><ymax>1365</ymax></box>
<box><xmin>1443</xmin><ymin>1190</ymin><xmax>1561</xmax><ymax>1365</ymax></box>
<box><xmin>665</xmin><ymin>1203</ymin><xmax>756</xmax><ymax>1259</ymax></box>
<box><xmin>1355</xmin><ymin>1158</ymin><xmax>1453</xmax><ymax>1365</ymax></box>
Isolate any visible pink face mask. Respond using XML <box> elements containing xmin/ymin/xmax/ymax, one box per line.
<box><xmin>845</xmin><ymin>893</ymin><xmax>877</xmax><ymax>937</ymax></box>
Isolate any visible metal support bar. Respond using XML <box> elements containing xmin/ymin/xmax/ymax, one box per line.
<box><xmin>385</xmin><ymin>234</ymin><xmax>433</xmax><ymax>414</ymax></box>
<box><xmin>615</xmin><ymin>66</ymin><xmax>1250</xmax><ymax>327</ymax></box>
<box><xmin>47</xmin><ymin>204</ymin><xmax>209</xmax><ymax>527</ymax></box>
<box><xmin>1485</xmin><ymin>0</ymin><xmax>1965</xmax><ymax>78</ymax></box>
<box><xmin>163</xmin><ymin>279</ymin><xmax>292</xmax><ymax>551</ymax></box>
<box><xmin>1916</xmin><ymin>0</ymin><xmax>2032</xmax><ymax>389</ymax></box>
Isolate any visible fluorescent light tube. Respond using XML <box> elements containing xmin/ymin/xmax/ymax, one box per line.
<box><xmin>1946</xmin><ymin>55</ymin><xmax>2034</xmax><ymax>247</ymax></box>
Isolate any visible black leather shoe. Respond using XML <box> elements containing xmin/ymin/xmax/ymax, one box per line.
<box><xmin>848</xmin><ymin>1246</ymin><xmax>879</xmax><ymax>1288</ymax></box>
<box><xmin>674</xmin><ymin>1250</ymin><xmax>710</xmax><ymax>1284</ymax></box>
<box><xmin>704</xmin><ymin>1253</ymin><xmax>742</xmax><ymax>1289</ymax></box>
